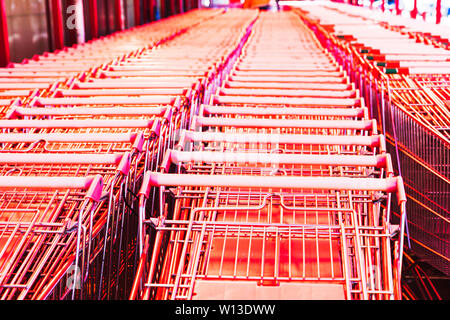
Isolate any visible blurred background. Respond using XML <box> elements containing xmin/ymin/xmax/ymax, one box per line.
<box><xmin>1</xmin><ymin>1</ymin><xmax>449</xmax><ymax>64</ymax></box>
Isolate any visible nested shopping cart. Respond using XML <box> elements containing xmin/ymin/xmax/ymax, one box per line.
<box><xmin>0</xmin><ymin>175</ymin><xmax>103</xmax><ymax>300</ymax></box>
<box><xmin>0</xmin><ymin>8</ymin><xmax>226</xmax><ymax>110</ymax></box>
<box><xmin>0</xmin><ymin>7</ymin><xmax>411</xmax><ymax>301</ymax></box>
<box><xmin>131</xmin><ymin>11</ymin><xmax>407</xmax><ymax>301</ymax></box>
<box><xmin>0</xmin><ymin>8</ymin><xmax>260</xmax><ymax>301</ymax></box>
<box><xmin>295</xmin><ymin>3</ymin><xmax>449</xmax><ymax>283</ymax></box>
<box><xmin>0</xmin><ymin>112</ymin><xmax>170</xmax><ymax>300</ymax></box>
<box><xmin>135</xmin><ymin>111</ymin><xmax>405</xmax><ymax>300</ymax></box>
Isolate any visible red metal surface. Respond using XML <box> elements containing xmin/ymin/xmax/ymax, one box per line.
<box><xmin>395</xmin><ymin>0</ymin><xmax>401</xmax><ymax>15</ymax></box>
<box><xmin>436</xmin><ymin>0</ymin><xmax>442</xmax><ymax>24</ymax></box>
<box><xmin>134</xmin><ymin>0</ymin><xmax>141</xmax><ymax>25</ymax></box>
<box><xmin>160</xmin><ymin>0</ymin><xmax>166</xmax><ymax>19</ymax></box>
<box><xmin>89</xmin><ymin>0</ymin><xmax>99</xmax><ymax>39</ymax></box>
<box><xmin>115</xmin><ymin>0</ymin><xmax>125</xmax><ymax>31</ymax></box>
<box><xmin>411</xmin><ymin>0</ymin><xmax>418</xmax><ymax>19</ymax></box>
<box><xmin>170</xmin><ymin>0</ymin><xmax>176</xmax><ymax>16</ymax></box>
<box><xmin>150</xmin><ymin>0</ymin><xmax>155</xmax><ymax>22</ymax></box>
<box><xmin>51</xmin><ymin>0</ymin><xmax>65</xmax><ymax>50</ymax></box>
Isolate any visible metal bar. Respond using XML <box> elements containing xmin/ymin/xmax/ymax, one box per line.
<box><xmin>145</xmin><ymin>172</ymin><xmax>401</xmax><ymax>193</ymax></box>
<box><xmin>169</xmin><ymin>150</ymin><xmax>388</xmax><ymax>168</ymax></box>
<box><xmin>115</xmin><ymin>0</ymin><xmax>125</xmax><ymax>31</ymax></box>
<box><xmin>56</xmin><ymin>88</ymin><xmax>185</xmax><ymax>96</ymax></box>
<box><xmin>213</xmin><ymin>95</ymin><xmax>359</xmax><ymax>107</ymax></box>
<box><xmin>89</xmin><ymin>0</ymin><xmax>99</xmax><ymax>39</ymax></box>
<box><xmin>149</xmin><ymin>0</ymin><xmax>155</xmax><ymax>22</ymax></box>
<box><xmin>0</xmin><ymin>153</ymin><xmax>123</xmax><ymax>165</ymax></box>
<box><xmin>202</xmin><ymin>105</ymin><xmax>366</xmax><ymax>117</ymax></box>
<box><xmin>51</xmin><ymin>0</ymin><xmax>65</xmax><ymax>50</ymax></box>
<box><xmin>129</xmin><ymin>235</ymin><xmax>149</xmax><ymax>300</ymax></box>
<box><xmin>10</xmin><ymin>106</ymin><xmax>167</xmax><ymax>117</ymax></box>
<box><xmin>0</xmin><ymin>132</ymin><xmax>140</xmax><ymax>143</ymax></box>
<box><xmin>395</xmin><ymin>0</ymin><xmax>401</xmax><ymax>15</ymax></box>
<box><xmin>194</xmin><ymin>116</ymin><xmax>375</xmax><ymax>130</ymax></box>
<box><xmin>0</xmin><ymin>175</ymin><xmax>101</xmax><ymax>190</ymax></box>
<box><xmin>180</xmin><ymin>130</ymin><xmax>383</xmax><ymax>147</ymax></box>
<box><xmin>0</xmin><ymin>119</ymin><xmax>155</xmax><ymax>128</ymax></box>
<box><xmin>134</xmin><ymin>0</ymin><xmax>141</xmax><ymax>26</ymax></box>
<box><xmin>170</xmin><ymin>0</ymin><xmax>175</xmax><ymax>16</ymax></box>
<box><xmin>436</xmin><ymin>0</ymin><xmax>442</xmax><ymax>24</ymax></box>
<box><xmin>35</xmin><ymin>96</ymin><xmax>175</xmax><ymax>105</ymax></box>
<box><xmin>411</xmin><ymin>0</ymin><xmax>418</xmax><ymax>19</ymax></box>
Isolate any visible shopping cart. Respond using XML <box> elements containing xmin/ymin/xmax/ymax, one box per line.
<box><xmin>131</xmin><ymin>11</ymin><xmax>406</xmax><ymax>301</ymax></box>
<box><xmin>295</xmin><ymin>2</ymin><xmax>449</xmax><ymax>284</ymax></box>
<box><xmin>0</xmin><ymin>8</ymin><xmax>261</xmax><ymax>301</ymax></box>
<box><xmin>0</xmin><ymin>175</ymin><xmax>103</xmax><ymax>300</ymax></box>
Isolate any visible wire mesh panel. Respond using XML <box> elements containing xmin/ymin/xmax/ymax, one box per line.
<box><xmin>0</xmin><ymin>176</ymin><xmax>103</xmax><ymax>300</ymax></box>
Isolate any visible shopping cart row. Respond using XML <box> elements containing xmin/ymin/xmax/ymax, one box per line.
<box><xmin>323</xmin><ymin>3</ymin><xmax>450</xmax><ymax>50</ymax></box>
<box><xmin>295</xmin><ymin>4</ymin><xmax>450</xmax><ymax>279</ymax></box>
<box><xmin>131</xmin><ymin>11</ymin><xmax>406</xmax><ymax>300</ymax></box>
<box><xmin>296</xmin><ymin>3</ymin><xmax>450</xmax><ymax>140</ymax></box>
<box><xmin>297</xmin><ymin>4</ymin><xmax>450</xmax><ymax>74</ymax></box>
<box><xmin>0</xmin><ymin>9</ymin><xmax>225</xmax><ymax>117</ymax></box>
<box><xmin>0</xmin><ymin>9</ymin><xmax>258</xmax><ymax>300</ymax></box>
